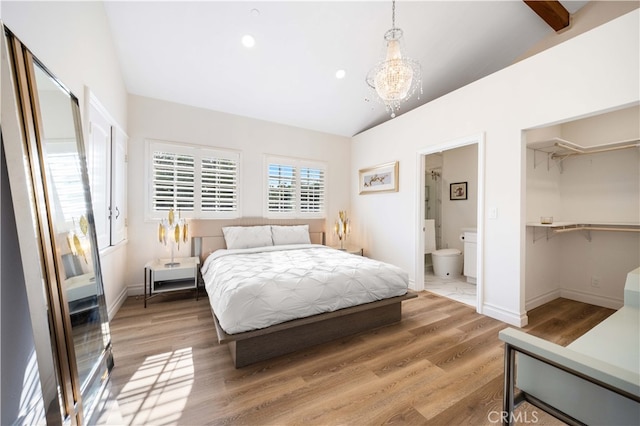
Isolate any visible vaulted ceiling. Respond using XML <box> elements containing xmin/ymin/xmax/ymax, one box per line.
<box><xmin>104</xmin><ymin>1</ymin><xmax>588</xmax><ymax>137</ymax></box>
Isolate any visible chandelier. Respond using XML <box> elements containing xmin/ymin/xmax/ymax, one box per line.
<box><xmin>366</xmin><ymin>0</ymin><xmax>422</xmax><ymax>118</ymax></box>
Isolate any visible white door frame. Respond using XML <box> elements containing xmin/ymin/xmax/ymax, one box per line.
<box><xmin>415</xmin><ymin>133</ymin><xmax>485</xmax><ymax>313</ymax></box>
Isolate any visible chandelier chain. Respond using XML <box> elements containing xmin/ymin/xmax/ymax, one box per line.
<box><xmin>391</xmin><ymin>0</ymin><xmax>396</xmax><ymax>29</ymax></box>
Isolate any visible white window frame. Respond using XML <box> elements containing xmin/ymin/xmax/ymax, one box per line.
<box><xmin>145</xmin><ymin>139</ymin><xmax>241</xmax><ymax>220</ymax></box>
<box><xmin>263</xmin><ymin>155</ymin><xmax>327</xmax><ymax>219</ymax></box>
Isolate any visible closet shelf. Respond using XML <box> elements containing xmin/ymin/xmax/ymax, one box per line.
<box><xmin>527</xmin><ymin>137</ymin><xmax>640</xmax><ymax>171</ymax></box>
<box><xmin>528</xmin><ymin>137</ymin><xmax>640</xmax><ymax>158</ymax></box>
<box><xmin>526</xmin><ymin>222</ymin><xmax>640</xmax><ymax>243</ymax></box>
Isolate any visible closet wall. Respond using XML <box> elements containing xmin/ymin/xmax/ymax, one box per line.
<box><xmin>525</xmin><ymin>105</ymin><xmax>640</xmax><ymax>310</ymax></box>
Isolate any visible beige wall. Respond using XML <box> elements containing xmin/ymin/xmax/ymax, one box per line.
<box><xmin>125</xmin><ymin>95</ymin><xmax>351</xmax><ymax>292</ymax></box>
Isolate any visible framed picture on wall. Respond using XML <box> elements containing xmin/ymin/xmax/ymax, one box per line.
<box><xmin>450</xmin><ymin>182</ymin><xmax>467</xmax><ymax>200</ymax></box>
<box><xmin>359</xmin><ymin>161</ymin><xmax>399</xmax><ymax>194</ymax></box>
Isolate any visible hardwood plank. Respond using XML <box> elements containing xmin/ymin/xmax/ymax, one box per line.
<box><xmin>108</xmin><ymin>294</ymin><xmax>614</xmax><ymax>425</ymax></box>
<box><xmin>428</xmin><ymin>375</ymin><xmax>564</xmax><ymax>425</ymax></box>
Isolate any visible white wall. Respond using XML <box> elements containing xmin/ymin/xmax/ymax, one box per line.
<box><xmin>125</xmin><ymin>95</ymin><xmax>351</xmax><ymax>292</ymax></box>
<box><xmin>2</xmin><ymin>1</ymin><xmax>127</xmax><ymax>128</ymax></box>
<box><xmin>351</xmin><ymin>10</ymin><xmax>639</xmax><ymax>326</ymax></box>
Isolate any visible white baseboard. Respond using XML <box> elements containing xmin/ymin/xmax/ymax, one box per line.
<box><xmin>526</xmin><ymin>289</ymin><xmax>561</xmax><ymax>311</ymax></box>
<box><xmin>107</xmin><ymin>286</ymin><xmax>128</xmax><ymax>321</ymax></box>
<box><xmin>408</xmin><ymin>278</ymin><xmax>420</xmax><ymax>291</ymax></box>
<box><xmin>128</xmin><ymin>282</ymin><xmax>144</xmax><ymax>297</ymax></box>
<box><xmin>482</xmin><ymin>302</ymin><xmax>528</xmax><ymax>327</ymax></box>
<box><xmin>560</xmin><ymin>289</ymin><xmax>623</xmax><ymax>310</ymax></box>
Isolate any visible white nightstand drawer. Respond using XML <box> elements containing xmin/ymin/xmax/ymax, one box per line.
<box><xmin>153</xmin><ymin>267</ymin><xmax>194</xmax><ymax>282</ymax></box>
<box><xmin>144</xmin><ymin>257</ymin><xmax>200</xmax><ymax>307</ymax></box>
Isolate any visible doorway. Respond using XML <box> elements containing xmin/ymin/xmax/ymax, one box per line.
<box><xmin>416</xmin><ymin>134</ymin><xmax>484</xmax><ymax>313</ymax></box>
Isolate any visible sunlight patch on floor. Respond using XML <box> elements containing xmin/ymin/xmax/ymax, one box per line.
<box><xmin>117</xmin><ymin>347</ymin><xmax>194</xmax><ymax>425</ymax></box>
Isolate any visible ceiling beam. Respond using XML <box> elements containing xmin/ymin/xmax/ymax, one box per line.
<box><xmin>524</xmin><ymin>0</ymin><xmax>570</xmax><ymax>32</ymax></box>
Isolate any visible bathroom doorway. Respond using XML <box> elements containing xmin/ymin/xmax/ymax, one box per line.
<box><xmin>416</xmin><ymin>134</ymin><xmax>484</xmax><ymax>312</ymax></box>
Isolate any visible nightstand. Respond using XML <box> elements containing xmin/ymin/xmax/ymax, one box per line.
<box><xmin>332</xmin><ymin>245</ymin><xmax>364</xmax><ymax>256</ymax></box>
<box><xmin>144</xmin><ymin>257</ymin><xmax>200</xmax><ymax>307</ymax></box>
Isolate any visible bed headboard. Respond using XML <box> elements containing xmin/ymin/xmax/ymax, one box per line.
<box><xmin>190</xmin><ymin>218</ymin><xmax>326</xmax><ymax>262</ymax></box>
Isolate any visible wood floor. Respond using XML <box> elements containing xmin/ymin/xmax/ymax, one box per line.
<box><xmin>108</xmin><ymin>291</ymin><xmax>614</xmax><ymax>425</ymax></box>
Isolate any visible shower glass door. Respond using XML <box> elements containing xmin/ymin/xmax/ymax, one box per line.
<box><xmin>426</xmin><ymin>167</ymin><xmax>442</xmax><ymax>249</ymax></box>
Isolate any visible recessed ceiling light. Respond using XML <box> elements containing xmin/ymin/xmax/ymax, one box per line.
<box><xmin>335</xmin><ymin>69</ymin><xmax>346</xmax><ymax>79</ymax></box>
<box><xmin>242</xmin><ymin>35</ymin><xmax>256</xmax><ymax>48</ymax></box>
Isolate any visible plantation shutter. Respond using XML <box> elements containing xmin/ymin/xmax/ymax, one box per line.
<box><xmin>267</xmin><ymin>163</ymin><xmax>296</xmax><ymax>212</ymax></box>
<box><xmin>300</xmin><ymin>167</ymin><xmax>325</xmax><ymax>213</ymax></box>
<box><xmin>265</xmin><ymin>156</ymin><xmax>326</xmax><ymax>217</ymax></box>
<box><xmin>148</xmin><ymin>140</ymin><xmax>240</xmax><ymax>219</ymax></box>
<box><xmin>201</xmin><ymin>157</ymin><xmax>238</xmax><ymax>212</ymax></box>
<box><xmin>47</xmin><ymin>148</ymin><xmax>87</xmax><ymax>226</ymax></box>
<box><xmin>152</xmin><ymin>150</ymin><xmax>195</xmax><ymax>211</ymax></box>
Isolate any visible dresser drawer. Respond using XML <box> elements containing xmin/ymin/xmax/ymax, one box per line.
<box><xmin>153</xmin><ymin>266</ymin><xmax>195</xmax><ymax>282</ymax></box>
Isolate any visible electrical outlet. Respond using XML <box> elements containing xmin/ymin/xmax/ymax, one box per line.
<box><xmin>591</xmin><ymin>276</ymin><xmax>601</xmax><ymax>288</ymax></box>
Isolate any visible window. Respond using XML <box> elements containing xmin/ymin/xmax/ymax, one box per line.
<box><xmin>265</xmin><ymin>156</ymin><xmax>326</xmax><ymax>217</ymax></box>
<box><xmin>151</xmin><ymin>150</ymin><xmax>195</xmax><ymax>211</ymax></box>
<box><xmin>147</xmin><ymin>140</ymin><xmax>240</xmax><ymax>219</ymax></box>
<box><xmin>201</xmin><ymin>157</ymin><xmax>239</xmax><ymax>212</ymax></box>
<box><xmin>46</xmin><ymin>141</ymin><xmax>86</xmax><ymax>226</ymax></box>
<box><xmin>267</xmin><ymin>163</ymin><xmax>296</xmax><ymax>212</ymax></box>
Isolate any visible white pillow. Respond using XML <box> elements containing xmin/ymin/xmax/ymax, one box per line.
<box><xmin>222</xmin><ymin>225</ymin><xmax>273</xmax><ymax>249</ymax></box>
<box><xmin>271</xmin><ymin>225</ymin><xmax>311</xmax><ymax>246</ymax></box>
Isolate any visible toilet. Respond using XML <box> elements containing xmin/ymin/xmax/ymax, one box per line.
<box><xmin>432</xmin><ymin>248</ymin><xmax>463</xmax><ymax>278</ymax></box>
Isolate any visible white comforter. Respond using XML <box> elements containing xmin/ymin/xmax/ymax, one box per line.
<box><xmin>201</xmin><ymin>244</ymin><xmax>408</xmax><ymax>334</ymax></box>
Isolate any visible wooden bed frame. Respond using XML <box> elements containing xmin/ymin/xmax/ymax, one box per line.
<box><xmin>190</xmin><ymin>218</ymin><xmax>417</xmax><ymax>368</ymax></box>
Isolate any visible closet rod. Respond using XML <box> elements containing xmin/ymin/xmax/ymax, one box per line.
<box><xmin>552</xmin><ymin>140</ymin><xmax>640</xmax><ymax>158</ymax></box>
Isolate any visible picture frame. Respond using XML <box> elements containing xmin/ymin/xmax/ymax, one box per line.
<box><xmin>450</xmin><ymin>182</ymin><xmax>467</xmax><ymax>200</ymax></box>
<box><xmin>359</xmin><ymin>161</ymin><xmax>399</xmax><ymax>194</ymax></box>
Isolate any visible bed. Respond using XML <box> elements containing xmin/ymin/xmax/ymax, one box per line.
<box><xmin>191</xmin><ymin>218</ymin><xmax>416</xmax><ymax>368</ymax></box>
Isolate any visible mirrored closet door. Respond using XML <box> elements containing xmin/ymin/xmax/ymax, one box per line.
<box><xmin>1</xmin><ymin>28</ymin><xmax>113</xmax><ymax>424</ymax></box>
